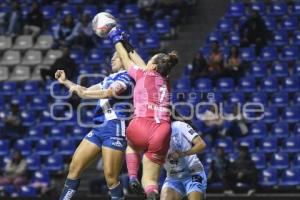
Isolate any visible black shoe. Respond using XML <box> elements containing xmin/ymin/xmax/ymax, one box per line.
<box><xmin>129</xmin><ymin>178</ymin><xmax>145</xmax><ymax>195</ymax></box>
<box><xmin>146</xmin><ymin>192</ymin><xmax>159</xmax><ymax>200</ymax></box>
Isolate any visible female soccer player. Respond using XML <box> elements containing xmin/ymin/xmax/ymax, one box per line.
<box><xmin>107</xmin><ymin>27</ymin><xmax>178</xmax><ymax>199</ymax></box>
<box><xmin>56</xmin><ymin>52</ymin><xmax>134</xmax><ymax>200</ymax></box>
<box><xmin>161</xmin><ymin>120</ymin><xmax>207</xmax><ymax>200</ymax></box>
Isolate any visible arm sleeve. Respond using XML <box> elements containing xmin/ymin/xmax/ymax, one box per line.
<box><xmin>128</xmin><ymin>65</ymin><xmax>145</xmax><ymax>81</ymax></box>
<box><xmin>176</xmin><ymin>121</ymin><xmax>199</xmax><ymax>143</ymax></box>
<box><xmin>110</xmin><ymin>74</ymin><xmax>133</xmax><ymax>95</ymax></box>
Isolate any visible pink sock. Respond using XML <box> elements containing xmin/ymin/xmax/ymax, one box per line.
<box><xmin>145</xmin><ymin>185</ymin><xmax>158</xmax><ymax>196</ymax></box>
<box><xmin>126</xmin><ymin>153</ymin><xmax>141</xmax><ymax>179</ymax></box>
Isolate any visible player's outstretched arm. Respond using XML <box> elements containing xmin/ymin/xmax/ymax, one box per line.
<box><xmin>128</xmin><ymin>50</ymin><xmax>147</xmax><ymax>69</ymax></box>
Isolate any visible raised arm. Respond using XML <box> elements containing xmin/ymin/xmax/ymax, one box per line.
<box><xmin>129</xmin><ymin>50</ymin><xmax>147</xmax><ymax>69</ymax></box>
<box><xmin>115</xmin><ymin>42</ymin><xmax>134</xmax><ymax>71</ymax></box>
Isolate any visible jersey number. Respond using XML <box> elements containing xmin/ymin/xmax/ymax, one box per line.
<box><xmin>159</xmin><ymin>85</ymin><xmax>167</xmax><ymax>103</ymax></box>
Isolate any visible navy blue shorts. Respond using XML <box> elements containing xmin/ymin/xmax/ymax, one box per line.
<box><xmin>84</xmin><ymin>119</ymin><xmax>127</xmax><ymax>151</ymax></box>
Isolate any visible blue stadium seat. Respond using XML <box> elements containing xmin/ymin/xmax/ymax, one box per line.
<box><xmin>250</xmin><ymin>91</ymin><xmax>268</xmax><ymax>105</ymax></box>
<box><xmin>271</xmin><ymin>121</ymin><xmax>289</xmax><ymax>139</ymax></box>
<box><xmin>250</xmin><ymin>62</ymin><xmax>267</xmax><ymax>78</ymax></box>
<box><xmin>251</xmin><ymin>152</ymin><xmax>266</xmax><ymax>169</ymax></box>
<box><xmin>86</xmin><ymin>49</ymin><xmax>104</xmax><ymax>64</ymax></box>
<box><xmin>293</xmin><ymin>153</ymin><xmax>300</xmax><ymax>169</ymax></box>
<box><xmin>42</xmin><ymin>5</ymin><xmax>56</xmax><ymax>20</ymax></box>
<box><xmin>272</xmin><ymin>30</ymin><xmax>288</xmax><ymax>47</ymax></box>
<box><xmin>292</xmin><ymin>31</ymin><xmax>300</xmax><ymax>45</ymax></box>
<box><xmin>228</xmin><ymin>32</ymin><xmax>240</xmax><ymax>46</ymax></box>
<box><xmin>14</xmin><ymin>139</ymin><xmax>32</xmax><ymax>156</ymax></box>
<box><xmin>154</xmin><ymin>19</ymin><xmax>171</xmax><ymax>35</ymax></box>
<box><xmin>238</xmin><ymin>77</ymin><xmax>256</xmax><ymax>92</ymax></box>
<box><xmin>271</xmin><ymin>91</ymin><xmax>289</xmax><ymax>107</ymax></box>
<box><xmin>122</xmin><ymin>4</ymin><xmax>139</xmax><ymax>19</ymax></box>
<box><xmin>217</xmin><ymin>18</ymin><xmax>233</xmax><ymax>32</ymax></box>
<box><xmin>49</xmin><ymin>125</ymin><xmax>66</xmax><ymax>143</ymax></box>
<box><xmin>57</xmin><ymin>138</ymin><xmax>76</xmax><ymax>156</ymax></box>
<box><xmin>259</xmin><ymin>168</ymin><xmax>278</xmax><ymax>187</ymax></box>
<box><xmin>44</xmin><ymin>154</ymin><xmax>64</xmax><ymax>172</ymax></box>
<box><xmin>83</xmin><ymin>5</ymin><xmax>97</xmax><ymax>16</ymax></box>
<box><xmin>262</xmin><ymin>16</ymin><xmax>276</xmax><ymax>31</ymax></box>
<box><xmin>270</xmin><ymin>152</ymin><xmax>289</xmax><ymax>169</ymax></box>
<box><xmin>279</xmin><ymin>169</ymin><xmax>300</xmax><ymax>187</ymax></box>
<box><xmin>215</xmin><ymin>137</ymin><xmax>233</xmax><ymax>153</ymax></box>
<box><xmin>217</xmin><ymin>78</ymin><xmax>234</xmax><ymax>93</ymax></box>
<box><xmin>142</xmin><ymin>33</ymin><xmax>160</xmax><ymax>50</ymax></box>
<box><xmin>30</xmin><ymin>95</ymin><xmax>48</xmax><ymax>111</ymax></box>
<box><xmin>249</xmin><ymin>122</ymin><xmax>267</xmax><ymax>139</ymax></box>
<box><xmin>261</xmin><ymin>76</ymin><xmax>278</xmax><ymax>93</ymax></box>
<box><xmin>228</xmin><ymin>152</ymin><xmax>239</xmax><ymax>163</ymax></box>
<box><xmin>0</xmin><ymin>95</ymin><xmax>4</xmax><ymax>109</ymax></box>
<box><xmin>18</xmin><ymin>186</ymin><xmax>37</xmax><ymax>197</ymax></box>
<box><xmin>70</xmin><ymin>49</ymin><xmax>84</xmax><ymax>64</ymax></box>
<box><xmin>260</xmin><ymin>137</ymin><xmax>278</xmax><ymax>153</ymax></box>
<box><xmin>271</xmin><ymin>61</ymin><xmax>289</xmax><ymax>77</ymax></box>
<box><xmin>240</xmin><ymin>47</ymin><xmax>256</xmax><ymax>62</ymax></box>
<box><xmin>227</xmin><ymin>2</ymin><xmax>245</xmax><ymax>17</ymax></box>
<box><xmin>282</xmin><ymin>136</ymin><xmax>300</xmax><ymax>153</ymax></box>
<box><xmin>250</xmin><ymin>1</ymin><xmax>266</xmax><ymax>15</ymax></box>
<box><xmin>11</xmin><ymin>94</ymin><xmax>27</xmax><ymax>109</ymax></box>
<box><xmin>28</xmin><ymin>125</ymin><xmax>45</xmax><ymax>142</ymax></box>
<box><xmin>61</xmin><ymin>5</ymin><xmax>77</xmax><ymax>17</ymax></box>
<box><xmin>206</xmin><ymin>31</ymin><xmax>223</xmax><ymax>44</ymax></box>
<box><xmin>133</xmin><ymin>20</ymin><xmax>149</xmax><ymax>35</ymax></box>
<box><xmin>227</xmin><ymin>92</ymin><xmax>245</xmax><ymax>105</ymax></box>
<box><xmin>259</xmin><ymin>47</ymin><xmax>277</xmax><ymax>62</ymax></box>
<box><xmin>293</xmin><ymin>93</ymin><xmax>300</xmax><ymax>106</ymax></box>
<box><xmin>269</xmin><ymin>1</ymin><xmax>287</xmax><ymax>16</ymax></box>
<box><xmin>22</xmin><ymin>81</ymin><xmax>39</xmax><ymax>96</ymax></box>
<box><xmin>1</xmin><ymin>81</ymin><xmax>17</xmax><ymax>95</ymax></box>
<box><xmin>26</xmin><ymin>154</ymin><xmax>41</xmax><ymax>171</ymax></box>
<box><xmin>31</xmin><ymin>170</ymin><xmax>50</xmax><ymax>187</ymax></box>
<box><xmin>283</xmin><ymin>76</ymin><xmax>299</xmax><ymax>92</ymax></box>
<box><xmin>281</xmin><ymin>16</ymin><xmax>298</xmax><ymax>31</ymax></box>
<box><xmin>195</xmin><ymin>78</ymin><xmax>212</xmax><ymax>92</ymax></box>
<box><xmin>0</xmin><ymin>139</ymin><xmax>9</xmax><ymax>156</ymax></box>
<box><xmin>21</xmin><ymin>110</ymin><xmax>35</xmax><ymax>127</ymax></box>
<box><xmin>291</xmin><ymin>1</ymin><xmax>300</xmax><ymax>16</ymax></box>
<box><xmin>173</xmin><ymin>78</ymin><xmax>190</xmax><ymax>91</ymax></box>
<box><xmin>103</xmin><ymin>5</ymin><xmax>119</xmax><ymax>17</ymax></box>
<box><xmin>237</xmin><ymin>137</ymin><xmax>256</xmax><ymax>153</ymax></box>
<box><xmin>281</xmin><ymin>46</ymin><xmax>299</xmax><ymax>61</ymax></box>
<box><xmin>35</xmin><ymin>139</ymin><xmax>54</xmax><ymax>156</ymax></box>
<box><xmin>40</xmin><ymin>110</ymin><xmax>56</xmax><ymax>126</ymax></box>
<box><xmin>283</xmin><ymin>106</ymin><xmax>300</xmax><ymax>123</ymax></box>
<box><xmin>263</xmin><ymin>107</ymin><xmax>278</xmax><ymax>123</ymax></box>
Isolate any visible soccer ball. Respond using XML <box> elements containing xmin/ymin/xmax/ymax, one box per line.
<box><xmin>92</xmin><ymin>12</ymin><xmax>117</xmax><ymax>38</ymax></box>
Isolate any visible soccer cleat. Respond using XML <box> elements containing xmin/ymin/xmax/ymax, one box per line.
<box><xmin>146</xmin><ymin>191</ymin><xmax>159</xmax><ymax>200</ymax></box>
<box><xmin>129</xmin><ymin>178</ymin><xmax>145</xmax><ymax>195</ymax></box>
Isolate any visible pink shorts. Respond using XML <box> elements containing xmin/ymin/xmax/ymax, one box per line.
<box><xmin>126</xmin><ymin>117</ymin><xmax>171</xmax><ymax>165</ymax></box>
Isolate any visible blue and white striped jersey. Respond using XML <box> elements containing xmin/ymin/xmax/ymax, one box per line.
<box><xmin>93</xmin><ymin>70</ymin><xmax>134</xmax><ymax>123</ymax></box>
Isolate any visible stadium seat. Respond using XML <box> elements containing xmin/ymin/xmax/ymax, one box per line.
<box><xmin>260</xmin><ymin>137</ymin><xmax>278</xmax><ymax>153</ymax></box>
<box><xmin>122</xmin><ymin>4</ymin><xmax>139</xmax><ymax>19</ymax></box>
<box><xmin>0</xmin><ymin>81</ymin><xmax>17</xmax><ymax>95</ymax></box>
<box><xmin>43</xmin><ymin>50</ymin><xmax>63</xmax><ymax>65</ymax></box>
<box><xmin>21</xmin><ymin>110</ymin><xmax>35</xmax><ymax>126</ymax></box>
<box><xmin>35</xmin><ymin>139</ymin><xmax>54</xmax><ymax>156</ymax></box>
<box><xmin>249</xmin><ymin>122</ymin><xmax>267</xmax><ymax>139</ymax></box>
<box><xmin>0</xmin><ymin>36</ymin><xmax>12</xmax><ymax>51</ymax></box>
<box><xmin>217</xmin><ymin>18</ymin><xmax>233</xmax><ymax>32</ymax></box>
<box><xmin>237</xmin><ymin>137</ymin><xmax>256</xmax><ymax>153</ymax></box>
<box><xmin>269</xmin><ymin>1</ymin><xmax>287</xmax><ymax>16</ymax></box>
<box><xmin>154</xmin><ymin>19</ymin><xmax>171</xmax><ymax>36</ymax></box>
<box><xmin>28</xmin><ymin>125</ymin><xmax>45</xmax><ymax>142</ymax></box>
<box><xmin>259</xmin><ymin>168</ymin><xmax>278</xmax><ymax>186</ymax></box>
<box><xmin>293</xmin><ymin>93</ymin><xmax>300</xmax><ymax>106</ymax></box>
<box><xmin>291</xmin><ymin>1</ymin><xmax>300</xmax><ymax>16</ymax></box>
<box><xmin>292</xmin><ymin>31</ymin><xmax>300</xmax><ymax>45</ymax></box>
<box><xmin>0</xmin><ymin>139</ymin><xmax>9</xmax><ymax>156</ymax></box>
<box><xmin>31</xmin><ymin>65</ymin><xmax>46</xmax><ymax>81</ymax></box>
<box><xmin>263</xmin><ymin>107</ymin><xmax>278</xmax><ymax>123</ymax></box>
<box><xmin>238</xmin><ymin>77</ymin><xmax>256</xmax><ymax>92</ymax></box>
<box><xmin>281</xmin><ymin>46</ymin><xmax>299</xmax><ymax>62</ymax></box>
<box><xmin>227</xmin><ymin>2</ymin><xmax>245</xmax><ymax>17</ymax></box>
<box><xmin>259</xmin><ymin>47</ymin><xmax>277</xmax><ymax>62</ymax></box>
<box><xmin>271</xmin><ymin>61</ymin><xmax>289</xmax><ymax>77</ymax></box>
<box><xmin>11</xmin><ymin>94</ymin><xmax>26</xmax><ymax>109</ymax></box>
<box><xmin>21</xmin><ymin>81</ymin><xmax>39</xmax><ymax>96</ymax></box>
<box><xmin>271</xmin><ymin>91</ymin><xmax>289</xmax><ymax>107</ymax></box>
<box><xmin>250</xmin><ymin>92</ymin><xmax>268</xmax><ymax>105</ymax></box>
<box><xmin>133</xmin><ymin>20</ymin><xmax>149</xmax><ymax>35</ymax></box>
<box><xmin>49</xmin><ymin>125</ymin><xmax>66</xmax><ymax>143</ymax></box>
<box><xmin>33</xmin><ymin>35</ymin><xmax>53</xmax><ymax>50</ymax></box>
<box><xmin>31</xmin><ymin>170</ymin><xmax>50</xmax><ymax>187</ymax></box>
<box><xmin>142</xmin><ymin>33</ymin><xmax>160</xmax><ymax>50</ymax></box>
<box><xmin>26</xmin><ymin>154</ymin><xmax>41</xmax><ymax>171</ymax></box>
<box><xmin>69</xmin><ymin>49</ymin><xmax>84</xmax><ymax>64</ymax></box>
<box><xmin>61</xmin><ymin>5</ymin><xmax>77</xmax><ymax>17</ymax></box>
<box><xmin>0</xmin><ymin>50</ymin><xmax>21</xmax><ymax>66</ymax></box>
<box><xmin>44</xmin><ymin>154</ymin><xmax>64</xmax><ymax>172</ymax></box>
<box><xmin>42</xmin><ymin>5</ymin><xmax>56</xmax><ymax>20</ymax></box>
<box><xmin>86</xmin><ymin>49</ymin><xmax>105</xmax><ymax>64</ymax></box>
<box><xmin>271</xmin><ymin>121</ymin><xmax>289</xmax><ymax>139</ymax></box>
<box><xmin>250</xmin><ymin>1</ymin><xmax>266</xmax><ymax>15</ymax></box>
<box><xmin>227</xmin><ymin>92</ymin><xmax>245</xmax><ymax>105</ymax></box>
<box><xmin>14</xmin><ymin>139</ymin><xmax>32</xmax><ymax>156</ymax></box>
<box><xmin>215</xmin><ymin>137</ymin><xmax>233</xmax><ymax>153</ymax></box>
<box><xmin>282</xmin><ymin>106</ymin><xmax>300</xmax><ymax>123</ymax></box>
<box><xmin>281</xmin><ymin>16</ymin><xmax>298</xmax><ymax>31</ymax></box>
<box><xmin>262</xmin><ymin>16</ymin><xmax>276</xmax><ymax>31</ymax></box>
<box><xmin>283</xmin><ymin>76</ymin><xmax>299</xmax><ymax>92</ymax></box>
<box><xmin>173</xmin><ymin>78</ymin><xmax>190</xmax><ymax>91</ymax></box>
<box><xmin>239</xmin><ymin>47</ymin><xmax>256</xmax><ymax>62</ymax></box>
<box><xmin>292</xmin><ymin>153</ymin><xmax>300</xmax><ymax>169</ymax></box>
<box><xmin>261</xmin><ymin>76</ymin><xmax>278</xmax><ymax>93</ymax></box>
<box><xmin>206</xmin><ymin>31</ymin><xmax>223</xmax><ymax>44</ymax></box>
<box><xmin>30</xmin><ymin>95</ymin><xmax>48</xmax><ymax>111</ymax></box>
<box><xmin>103</xmin><ymin>5</ymin><xmax>119</xmax><ymax>17</ymax></box>
<box><xmin>251</xmin><ymin>152</ymin><xmax>266</xmax><ymax>169</ymax></box>
<box><xmin>57</xmin><ymin>138</ymin><xmax>76</xmax><ymax>156</ymax></box>
<box><xmin>18</xmin><ymin>186</ymin><xmax>37</xmax><ymax>197</ymax></box>
<box><xmin>250</xmin><ymin>62</ymin><xmax>267</xmax><ymax>78</ymax></box>
<box><xmin>83</xmin><ymin>5</ymin><xmax>97</xmax><ymax>16</ymax></box>
<box><xmin>13</xmin><ymin>35</ymin><xmax>33</xmax><ymax>50</ymax></box>
<box><xmin>228</xmin><ymin>32</ymin><xmax>240</xmax><ymax>46</ymax></box>
<box><xmin>71</xmin><ymin>125</ymin><xmax>86</xmax><ymax>142</ymax></box>
<box><xmin>217</xmin><ymin>78</ymin><xmax>234</xmax><ymax>93</ymax></box>
<box><xmin>0</xmin><ymin>95</ymin><xmax>4</xmax><ymax>110</ymax></box>
<box><xmin>195</xmin><ymin>78</ymin><xmax>212</xmax><ymax>92</ymax></box>
<box><xmin>10</xmin><ymin>65</ymin><xmax>31</xmax><ymax>81</ymax></box>
<box><xmin>280</xmin><ymin>169</ymin><xmax>300</xmax><ymax>187</ymax></box>
<box><xmin>0</xmin><ymin>66</ymin><xmax>9</xmax><ymax>81</ymax></box>
<box><xmin>270</xmin><ymin>152</ymin><xmax>289</xmax><ymax>169</ymax></box>
<box><xmin>21</xmin><ymin>50</ymin><xmax>42</xmax><ymax>66</ymax></box>
<box><xmin>272</xmin><ymin>30</ymin><xmax>288</xmax><ymax>47</ymax></box>
<box><xmin>282</xmin><ymin>136</ymin><xmax>300</xmax><ymax>153</ymax></box>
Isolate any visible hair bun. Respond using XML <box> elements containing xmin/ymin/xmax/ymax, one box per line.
<box><xmin>168</xmin><ymin>51</ymin><xmax>178</xmax><ymax>66</ymax></box>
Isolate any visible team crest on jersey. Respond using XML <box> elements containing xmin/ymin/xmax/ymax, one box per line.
<box><xmin>112</xmin><ymin>140</ymin><xmax>123</xmax><ymax>148</ymax></box>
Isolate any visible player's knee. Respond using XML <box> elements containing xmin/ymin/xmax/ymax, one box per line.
<box><xmin>105</xmin><ymin>173</ymin><xmax>118</xmax><ymax>188</ymax></box>
<box><xmin>68</xmin><ymin>158</ymin><xmax>83</xmax><ymax>178</ymax></box>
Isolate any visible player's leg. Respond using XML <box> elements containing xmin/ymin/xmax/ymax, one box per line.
<box><xmin>185</xmin><ymin>172</ymin><xmax>207</xmax><ymax>200</ymax></box>
<box><xmin>59</xmin><ymin>138</ymin><xmax>101</xmax><ymax>200</ymax></box>
<box><xmin>187</xmin><ymin>191</ymin><xmax>205</xmax><ymax>200</ymax></box>
<box><xmin>160</xmin><ymin>187</ymin><xmax>182</xmax><ymax>200</ymax></box>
